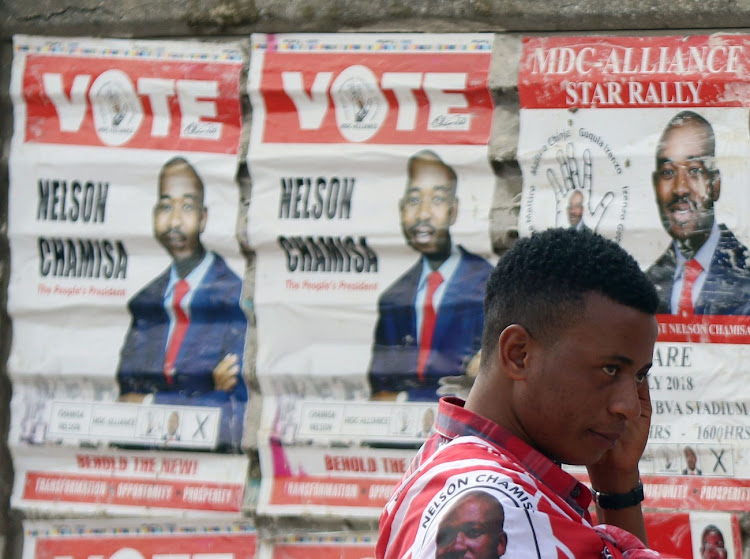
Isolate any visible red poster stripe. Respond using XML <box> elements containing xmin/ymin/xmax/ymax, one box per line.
<box><xmin>519</xmin><ymin>35</ymin><xmax>750</xmax><ymax>109</ymax></box>
<box><xmin>34</xmin><ymin>534</ymin><xmax>258</xmax><ymax>559</ymax></box>
<box><xmin>23</xmin><ymin>471</ymin><xmax>243</xmax><ymax>511</ymax></box>
<box><xmin>656</xmin><ymin>314</ymin><xmax>750</xmax><ymax>344</ymax></box>
<box><xmin>574</xmin><ymin>472</ymin><xmax>750</xmax><ymax>511</ymax></box>
<box><xmin>257</xmin><ymin>51</ymin><xmax>493</xmax><ymax>145</ymax></box>
<box><xmin>21</xmin><ymin>55</ymin><xmax>242</xmax><ymax>153</ymax></box>
<box><xmin>269</xmin><ymin>475</ymin><xmax>398</xmax><ymax>508</ymax></box>
<box><xmin>272</xmin><ymin>545</ymin><xmax>376</xmax><ymax>559</ymax></box>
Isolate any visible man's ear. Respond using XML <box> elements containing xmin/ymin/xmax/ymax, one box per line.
<box><xmin>497</xmin><ymin>324</ymin><xmax>532</xmax><ymax>381</ymax></box>
<box><xmin>710</xmin><ymin>171</ymin><xmax>721</xmax><ymax>202</ymax></box>
<box><xmin>200</xmin><ymin>207</ymin><xmax>208</xmax><ymax>233</ymax></box>
<box><xmin>449</xmin><ymin>196</ymin><xmax>458</xmax><ymax>226</ymax></box>
<box><xmin>497</xmin><ymin>531</ymin><xmax>508</xmax><ymax>557</ymax></box>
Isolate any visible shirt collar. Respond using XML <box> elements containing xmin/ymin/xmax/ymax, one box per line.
<box><xmin>435</xmin><ymin>396</ymin><xmax>592</xmax><ymax>516</ymax></box>
<box><xmin>673</xmin><ymin>220</ymin><xmax>719</xmax><ymax>275</ymax></box>
<box><xmin>166</xmin><ymin>251</ymin><xmax>214</xmax><ymax>297</ymax></box>
<box><xmin>417</xmin><ymin>245</ymin><xmax>461</xmax><ymax>291</ymax></box>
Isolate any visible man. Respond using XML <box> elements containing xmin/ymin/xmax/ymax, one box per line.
<box><xmin>700</xmin><ymin>525</ymin><xmax>727</xmax><ymax>559</ymax></box>
<box><xmin>378</xmin><ymin>228</ymin><xmax>663</xmax><ymax>559</ymax></box>
<box><xmin>416</xmin><ymin>407</ymin><xmax>435</xmax><ymax>438</ymax></box>
<box><xmin>647</xmin><ymin>110</ymin><xmax>750</xmax><ymax>316</ymax></box>
<box><xmin>369</xmin><ymin>150</ymin><xmax>492</xmax><ymax>401</ymax></box>
<box><xmin>163</xmin><ymin>410</ymin><xmax>181</xmax><ymax>442</ymax></box>
<box><xmin>117</xmin><ymin>156</ymin><xmax>248</xmax><ymax>452</ymax></box>
<box><xmin>567</xmin><ymin>190</ymin><xmax>590</xmax><ymax>231</ymax></box>
<box><xmin>682</xmin><ymin>446</ymin><xmax>702</xmax><ymax>475</ymax></box>
<box><xmin>436</xmin><ymin>491</ymin><xmax>507</xmax><ymax>559</ymax></box>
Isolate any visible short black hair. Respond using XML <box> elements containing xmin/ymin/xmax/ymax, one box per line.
<box><xmin>656</xmin><ymin>110</ymin><xmax>716</xmax><ymax>163</ymax></box>
<box><xmin>159</xmin><ymin>156</ymin><xmax>205</xmax><ymax>202</ymax></box>
<box><xmin>407</xmin><ymin>149</ymin><xmax>457</xmax><ymax>189</ymax></box>
<box><xmin>481</xmin><ymin>228</ymin><xmax>658</xmax><ymax>358</ymax></box>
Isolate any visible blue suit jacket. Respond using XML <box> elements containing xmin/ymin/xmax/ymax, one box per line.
<box><xmin>368</xmin><ymin>246</ymin><xmax>492</xmax><ymax>400</ymax></box>
<box><xmin>117</xmin><ymin>253</ymin><xmax>248</xmax><ymax>451</ymax></box>
<box><xmin>645</xmin><ymin>224</ymin><xmax>750</xmax><ymax>315</ymax></box>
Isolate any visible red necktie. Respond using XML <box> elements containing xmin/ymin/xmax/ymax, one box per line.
<box><xmin>163</xmin><ymin>279</ymin><xmax>190</xmax><ymax>384</ymax></box>
<box><xmin>417</xmin><ymin>271</ymin><xmax>443</xmax><ymax>382</ymax></box>
<box><xmin>677</xmin><ymin>259</ymin><xmax>703</xmax><ymax>317</ymax></box>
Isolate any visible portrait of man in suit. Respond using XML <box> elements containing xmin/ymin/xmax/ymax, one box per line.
<box><xmin>567</xmin><ymin>190</ymin><xmax>590</xmax><ymax>232</ymax></box>
<box><xmin>117</xmin><ymin>156</ymin><xmax>248</xmax><ymax>452</ymax></box>
<box><xmin>682</xmin><ymin>445</ymin><xmax>702</xmax><ymax>475</ymax></box>
<box><xmin>162</xmin><ymin>410</ymin><xmax>181</xmax><ymax>442</ymax></box>
<box><xmin>368</xmin><ymin>150</ymin><xmax>492</xmax><ymax>401</ymax></box>
<box><xmin>646</xmin><ymin>110</ymin><xmax>750</xmax><ymax>316</ymax></box>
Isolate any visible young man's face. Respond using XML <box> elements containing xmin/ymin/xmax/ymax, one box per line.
<box><xmin>436</xmin><ymin>496</ymin><xmax>506</xmax><ymax>559</ymax></box>
<box><xmin>514</xmin><ymin>292</ymin><xmax>658</xmax><ymax>466</ymax></box>
<box><xmin>400</xmin><ymin>159</ymin><xmax>457</xmax><ymax>258</ymax></box>
<box><xmin>653</xmin><ymin>121</ymin><xmax>719</xmax><ymax>247</ymax></box>
<box><xmin>701</xmin><ymin>530</ymin><xmax>727</xmax><ymax>559</ymax></box>
<box><xmin>154</xmin><ymin>168</ymin><xmax>207</xmax><ymax>262</ymax></box>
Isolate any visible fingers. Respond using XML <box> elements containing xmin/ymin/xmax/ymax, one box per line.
<box><xmin>213</xmin><ymin>353</ymin><xmax>240</xmax><ymax>392</ymax></box>
<box><xmin>592</xmin><ymin>191</ymin><xmax>615</xmax><ymax>217</ymax></box>
<box><xmin>566</xmin><ymin>143</ymin><xmax>580</xmax><ymax>190</ymax></box>
<box><xmin>547</xmin><ymin>168</ymin><xmax>564</xmax><ymax>199</ymax></box>
<box><xmin>582</xmin><ymin>148</ymin><xmax>592</xmax><ymax>192</ymax></box>
<box><xmin>217</xmin><ymin>375</ymin><xmax>238</xmax><ymax>391</ymax></box>
<box><xmin>556</xmin><ymin>149</ymin><xmax>575</xmax><ymax>192</ymax></box>
<box><xmin>118</xmin><ymin>392</ymin><xmax>146</xmax><ymax>403</ymax></box>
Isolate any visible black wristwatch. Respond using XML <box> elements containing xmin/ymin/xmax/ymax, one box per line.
<box><xmin>591</xmin><ymin>481</ymin><xmax>644</xmax><ymax>510</ymax></box>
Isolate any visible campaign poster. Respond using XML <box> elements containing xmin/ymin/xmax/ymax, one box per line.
<box><xmin>257</xmin><ymin>397</ymin><xmax>426</xmax><ymax>517</ymax></box>
<box><xmin>8</xmin><ymin>35</ymin><xmax>250</xmax><ymax>513</ymax></box>
<box><xmin>518</xmin><ymin>35</ymin><xmax>750</xmax><ymax>510</ymax></box>
<box><xmin>257</xmin><ymin>533</ymin><xmax>377</xmax><ymax>559</ymax></box>
<box><xmin>247</xmin><ymin>32</ymin><xmax>496</xmax><ymax>515</ymax></box>
<box><xmin>22</xmin><ymin>518</ymin><xmax>257</xmax><ymax>559</ymax></box>
<box><xmin>11</xmin><ymin>446</ymin><xmax>248</xmax><ymax>514</ymax></box>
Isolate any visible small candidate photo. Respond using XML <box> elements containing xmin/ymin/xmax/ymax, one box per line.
<box><xmin>689</xmin><ymin>514</ymin><xmax>738</xmax><ymax>559</ymax></box>
<box><xmin>646</xmin><ymin>110</ymin><xmax>750</xmax><ymax>316</ymax></box>
<box><xmin>699</xmin><ymin>524</ymin><xmax>728</xmax><ymax>559</ymax></box>
<box><xmin>368</xmin><ymin>150</ymin><xmax>492</xmax><ymax>402</ymax></box>
<box><xmin>162</xmin><ymin>410</ymin><xmax>182</xmax><ymax>442</ymax></box>
<box><xmin>116</xmin><ymin>156</ymin><xmax>248</xmax><ymax>452</ymax></box>
<box><xmin>417</xmin><ymin>407</ymin><xmax>436</xmax><ymax>438</ymax></box>
<box><xmin>435</xmin><ymin>490</ymin><xmax>507</xmax><ymax>559</ymax></box>
<box><xmin>682</xmin><ymin>445</ymin><xmax>702</xmax><ymax>476</ymax></box>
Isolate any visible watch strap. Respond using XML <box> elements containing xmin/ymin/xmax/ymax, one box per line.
<box><xmin>592</xmin><ymin>481</ymin><xmax>644</xmax><ymax>510</ymax></box>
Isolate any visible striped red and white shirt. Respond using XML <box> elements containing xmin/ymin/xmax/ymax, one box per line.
<box><xmin>377</xmin><ymin>397</ymin><xmax>661</xmax><ymax>559</ymax></box>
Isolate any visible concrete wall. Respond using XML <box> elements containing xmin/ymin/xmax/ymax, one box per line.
<box><xmin>1</xmin><ymin>2</ymin><xmax>749</xmax><ymax>558</ymax></box>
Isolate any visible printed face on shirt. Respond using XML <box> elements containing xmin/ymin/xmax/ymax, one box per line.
<box><xmin>701</xmin><ymin>529</ymin><xmax>727</xmax><ymax>559</ymax></box>
<box><xmin>435</xmin><ymin>492</ymin><xmax>507</xmax><ymax>559</ymax></box>
<box><xmin>400</xmin><ymin>157</ymin><xmax>458</xmax><ymax>258</ymax></box>
<box><xmin>516</xmin><ymin>292</ymin><xmax>658</xmax><ymax>466</ymax></box>
<box><xmin>154</xmin><ymin>162</ymin><xmax>208</xmax><ymax>263</ymax></box>
<box><xmin>652</xmin><ymin>117</ymin><xmax>720</xmax><ymax>248</ymax></box>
